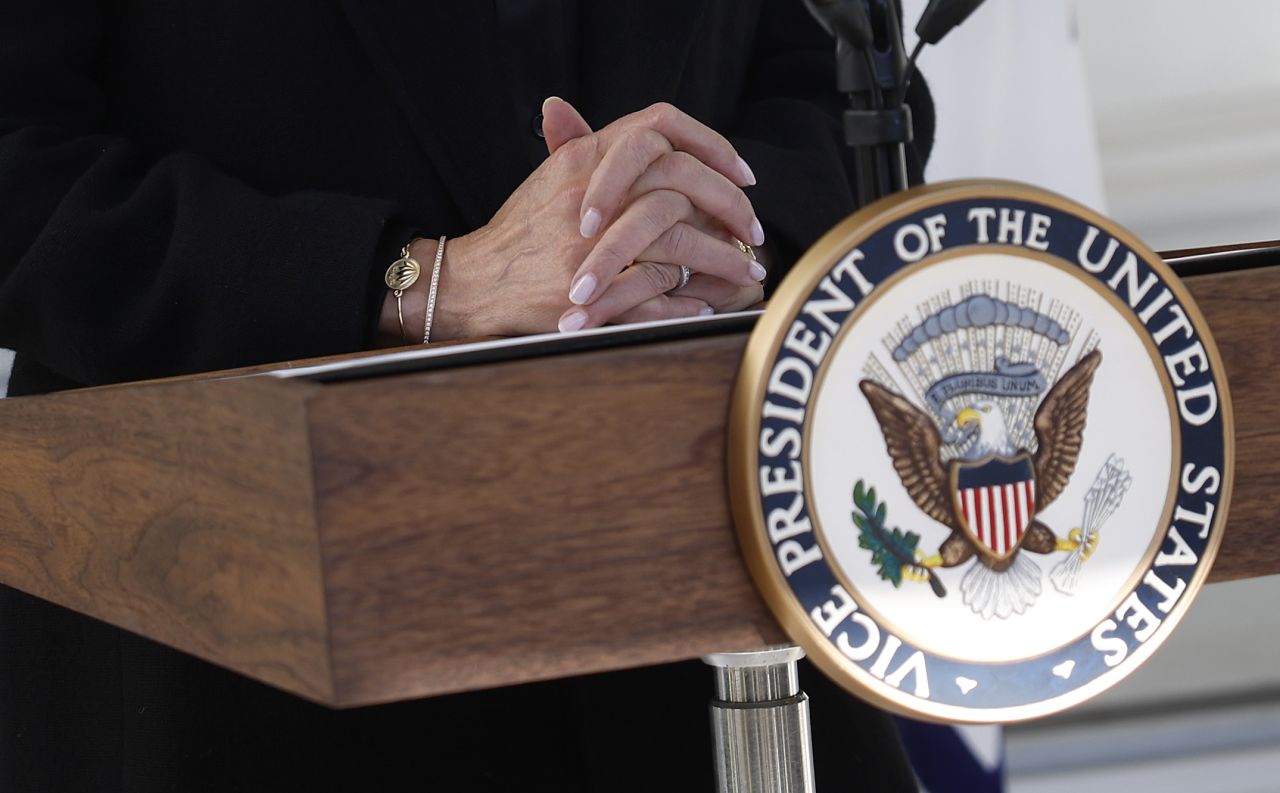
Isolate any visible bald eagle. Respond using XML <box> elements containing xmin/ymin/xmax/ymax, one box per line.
<box><xmin>859</xmin><ymin>350</ymin><xmax>1103</xmax><ymax>619</ymax></box>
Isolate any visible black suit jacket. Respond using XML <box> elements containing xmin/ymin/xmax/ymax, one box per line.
<box><xmin>0</xmin><ymin>1</ymin><xmax>930</xmax><ymax>790</ymax></box>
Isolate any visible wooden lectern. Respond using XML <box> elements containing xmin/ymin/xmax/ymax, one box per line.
<box><xmin>0</xmin><ymin>242</ymin><xmax>1277</xmax><ymax>717</ymax></box>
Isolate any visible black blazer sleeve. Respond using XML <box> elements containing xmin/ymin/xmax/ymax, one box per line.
<box><xmin>0</xmin><ymin>0</ymin><xmax>404</xmax><ymax>387</ymax></box>
<box><xmin>730</xmin><ymin>0</ymin><xmax>935</xmax><ymax>276</ymax></box>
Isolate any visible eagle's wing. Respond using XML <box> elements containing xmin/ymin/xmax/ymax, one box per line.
<box><xmin>1032</xmin><ymin>349</ymin><xmax>1103</xmax><ymax>509</ymax></box>
<box><xmin>859</xmin><ymin>380</ymin><xmax>958</xmax><ymax>530</ymax></box>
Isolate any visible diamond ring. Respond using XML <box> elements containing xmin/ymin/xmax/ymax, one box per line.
<box><xmin>671</xmin><ymin>264</ymin><xmax>692</xmax><ymax>292</ymax></box>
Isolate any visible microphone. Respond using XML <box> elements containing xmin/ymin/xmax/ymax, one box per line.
<box><xmin>914</xmin><ymin>0</ymin><xmax>986</xmax><ymax>45</ymax></box>
<box><xmin>801</xmin><ymin>0</ymin><xmax>874</xmax><ymax>49</ymax></box>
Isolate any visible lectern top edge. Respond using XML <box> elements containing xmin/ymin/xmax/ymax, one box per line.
<box><xmin>269</xmin><ymin>310</ymin><xmax>760</xmax><ymax>383</ymax></box>
<box><xmin>1161</xmin><ymin>240</ymin><xmax>1280</xmax><ymax>278</ymax></box>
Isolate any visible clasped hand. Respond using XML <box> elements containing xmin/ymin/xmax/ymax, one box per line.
<box><xmin>418</xmin><ymin>98</ymin><xmax>766</xmax><ymax>341</ymax></box>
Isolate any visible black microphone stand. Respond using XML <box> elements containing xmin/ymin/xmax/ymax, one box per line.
<box><xmin>805</xmin><ymin>0</ymin><xmax>914</xmax><ymax>208</ymax></box>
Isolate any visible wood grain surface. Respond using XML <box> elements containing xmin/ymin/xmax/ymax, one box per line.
<box><xmin>308</xmin><ymin>337</ymin><xmax>786</xmax><ymax>706</ymax></box>
<box><xmin>0</xmin><ymin>263</ymin><xmax>1275</xmax><ymax>708</ymax></box>
<box><xmin>0</xmin><ymin>376</ymin><xmax>335</xmax><ymax>702</ymax></box>
<box><xmin>1187</xmin><ymin>266</ymin><xmax>1280</xmax><ymax>581</ymax></box>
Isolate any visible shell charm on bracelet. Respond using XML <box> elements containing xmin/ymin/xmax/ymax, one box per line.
<box><xmin>385</xmin><ymin>254</ymin><xmax>421</xmax><ymax>293</ymax></box>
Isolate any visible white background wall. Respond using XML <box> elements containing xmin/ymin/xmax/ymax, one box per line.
<box><xmin>1078</xmin><ymin>0</ymin><xmax>1280</xmax><ymax>251</ymax></box>
<box><xmin>902</xmin><ymin>0</ymin><xmax>1107</xmax><ymax>209</ymax></box>
<box><xmin>909</xmin><ymin>0</ymin><xmax>1280</xmax><ymax>252</ymax></box>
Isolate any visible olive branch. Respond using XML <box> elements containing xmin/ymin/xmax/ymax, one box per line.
<box><xmin>852</xmin><ymin>480</ymin><xmax>946</xmax><ymax>598</ymax></box>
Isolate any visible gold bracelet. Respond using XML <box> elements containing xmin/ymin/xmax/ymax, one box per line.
<box><xmin>384</xmin><ymin>242</ymin><xmax>422</xmax><ymax>343</ymax></box>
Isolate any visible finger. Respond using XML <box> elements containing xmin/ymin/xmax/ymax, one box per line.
<box><xmin>577</xmin><ymin>126</ymin><xmax>672</xmax><ymax>238</ymax></box>
<box><xmin>581</xmin><ymin>146</ymin><xmax>764</xmax><ymax>246</ymax></box>
<box><xmin>568</xmin><ymin>189</ymin><xmax>692</xmax><ymax>305</ymax></box>
<box><xmin>558</xmin><ymin>261</ymin><xmax>696</xmax><ymax>331</ymax></box>
<box><xmin>641</xmin><ymin>222</ymin><xmax>766</xmax><ymax>287</ymax></box>
<box><xmin>598</xmin><ymin>102</ymin><xmax>755</xmax><ymax>188</ymax></box>
<box><xmin>612</xmin><ymin>293</ymin><xmax>716</xmax><ymax>326</ymax></box>
<box><xmin>674</xmin><ymin>274</ymin><xmax>764</xmax><ymax>313</ymax></box>
<box><xmin>541</xmin><ymin>96</ymin><xmax>593</xmax><ymax>154</ymax></box>
<box><xmin>629</xmin><ymin>151</ymin><xmax>764</xmax><ymax>246</ymax></box>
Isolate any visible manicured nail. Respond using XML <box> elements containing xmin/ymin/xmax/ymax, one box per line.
<box><xmin>569</xmin><ymin>273</ymin><xmax>597</xmax><ymax>305</ymax></box>
<box><xmin>699</xmin><ymin>305</ymin><xmax>715</xmax><ymax>316</ymax></box>
<box><xmin>542</xmin><ymin>95</ymin><xmax>563</xmax><ymax>113</ymax></box>
<box><xmin>736</xmin><ymin>156</ymin><xmax>757</xmax><ymax>186</ymax></box>
<box><xmin>580</xmin><ymin>207</ymin><xmax>603</xmax><ymax>238</ymax></box>
<box><xmin>558</xmin><ymin>309</ymin><xmax>588</xmax><ymax>333</ymax></box>
<box><xmin>749</xmin><ymin>261</ymin><xmax>767</xmax><ymax>282</ymax></box>
<box><xmin>749</xmin><ymin>217</ymin><xmax>765</xmax><ymax>247</ymax></box>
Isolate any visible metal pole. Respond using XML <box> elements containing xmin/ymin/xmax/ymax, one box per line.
<box><xmin>703</xmin><ymin>645</ymin><xmax>817</xmax><ymax>793</ymax></box>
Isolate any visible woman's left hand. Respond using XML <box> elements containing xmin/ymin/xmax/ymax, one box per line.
<box><xmin>540</xmin><ymin>98</ymin><xmax>766</xmax><ymax>331</ymax></box>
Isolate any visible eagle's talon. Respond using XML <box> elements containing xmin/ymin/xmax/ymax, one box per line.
<box><xmin>1056</xmin><ymin>527</ymin><xmax>1098</xmax><ymax>560</ymax></box>
<box><xmin>904</xmin><ymin>551</ymin><xmax>943</xmax><ymax>582</ymax></box>
<box><xmin>915</xmin><ymin>550</ymin><xmax>942</xmax><ymax>567</ymax></box>
<box><xmin>1081</xmin><ymin>529</ymin><xmax>1099</xmax><ymax>560</ymax></box>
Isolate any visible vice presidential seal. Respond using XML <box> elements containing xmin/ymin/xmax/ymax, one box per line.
<box><xmin>728</xmin><ymin>180</ymin><xmax>1233</xmax><ymax>722</ymax></box>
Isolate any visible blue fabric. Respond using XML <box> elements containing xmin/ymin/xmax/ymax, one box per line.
<box><xmin>896</xmin><ymin>717</ymin><xmax>1005</xmax><ymax>793</ymax></box>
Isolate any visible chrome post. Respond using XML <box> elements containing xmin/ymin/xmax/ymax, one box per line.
<box><xmin>703</xmin><ymin>645</ymin><xmax>816</xmax><ymax>793</ymax></box>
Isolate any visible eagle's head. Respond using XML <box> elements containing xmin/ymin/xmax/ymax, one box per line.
<box><xmin>956</xmin><ymin>400</ymin><xmax>1016</xmax><ymax>459</ymax></box>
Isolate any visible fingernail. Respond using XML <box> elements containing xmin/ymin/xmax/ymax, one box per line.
<box><xmin>558</xmin><ymin>309</ymin><xmax>588</xmax><ymax>333</ymax></box>
<box><xmin>698</xmin><ymin>305</ymin><xmax>715</xmax><ymax>317</ymax></box>
<box><xmin>749</xmin><ymin>261</ymin><xmax>767</xmax><ymax>282</ymax></box>
<box><xmin>569</xmin><ymin>273</ymin><xmax>597</xmax><ymax>305</ymax></box>
<box><xmin>542</xmin><ymin>95</ymin><xmax>564</xmax><ymax>112</ymax></box>
<box><xmin>580</xmin><ymin>207</ymin><xmax>602</xmax><ymax>238</ymax></box>
<box><xmin>736</xmin><ymin>156</ymin><xmax>757</xmax><ymax>186</ymax></box>
<box><xmin>749</xmin><ymin>217</ymin><xmax>765</xmax><ymax>247</ymax></box>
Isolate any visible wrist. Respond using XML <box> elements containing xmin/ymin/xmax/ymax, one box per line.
<box><xmin>430</xmin><ymin>230</ymin><xmax>492</xmax><ymax>341</ymax></box>
<box><xmin>375</xmin><ymin>227</ymin><xmax>500</xmax><ymax>344</ymax></box>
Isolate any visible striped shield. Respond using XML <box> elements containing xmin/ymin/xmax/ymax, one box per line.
<box><xmin>952</xmin><ymin>453</ymin><xmax>1036</xmax><ymax>560</ymax></box>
